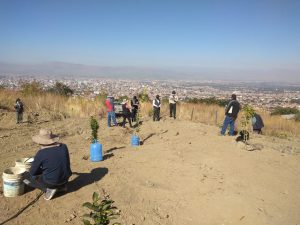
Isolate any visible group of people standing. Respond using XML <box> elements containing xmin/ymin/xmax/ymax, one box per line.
<box><xmin>105</xmin><ymin>95</ymin><xmax>140</xmax><ymax>128</ymax></box>
<box><xmin>152</xmin><ymin>91</ymin><xmax>178</xmax><ymax>121</ymax></box>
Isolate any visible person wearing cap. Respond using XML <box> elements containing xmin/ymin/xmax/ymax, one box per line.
<box><xmin>153</xmin><ymin>95</ymin><xmax>161</xmax><ymax>121</ymax></box>
<box><xmin>121</xmin><ymin>99</ymin><xmax>132</xmax><ymax>128</ymax></box>
<box><xmin>23</xmin><ymin>129</ymin><xmax>72</xmax><ymax>200</ymax></box>
<box><xmin>220</xmin><ymin>94</ymin><xmax>241</xmax><ymax>136</ymax></box>
<box><xmin>105</xmin><ymin>95</ymin><xmax>117</xmax><ymax>127</ymax></box>
<box><xmin>14</xmin><ymin>98</ymin><xmax>24</xmax><ymax>124</ymax></box>
<box><xmin>169</xmin><ymin>91</ymin><xmax>178</xmax><ymax>119</ymax></box>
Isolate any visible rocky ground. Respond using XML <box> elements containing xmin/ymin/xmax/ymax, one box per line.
<box><xmin>0</xmin><ymin>110</ymin><xmax>300</xmax><ymax>225</ymax></box>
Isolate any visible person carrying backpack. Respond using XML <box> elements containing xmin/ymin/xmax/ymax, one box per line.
<box><xmin>14</xmin><ymin>98</ymin><xmax>24</xmax><ymax>124</ymax></box>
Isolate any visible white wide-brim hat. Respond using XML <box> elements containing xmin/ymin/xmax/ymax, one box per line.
<box><xmin>32</xmin><ymin>129</ymin><xmax>59</xmax><ymax>145</ymax></box>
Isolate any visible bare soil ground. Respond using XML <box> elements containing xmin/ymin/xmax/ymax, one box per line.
<box><xmin>0</xmin><ymin>111</ymin><xmax>300</xmax><ymax>225</ymax></box>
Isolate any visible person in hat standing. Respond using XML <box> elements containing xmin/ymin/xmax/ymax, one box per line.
<box><xmin>23</xmin><ymin>129</ymin><xmax>72</xmax><ymax>200</ymax></box>
<box><xmin>169</xmin><ymin>91</ymin><xmax>178</xmax><ymax>119</ymax></box>
<box><xmin>220</xmin><ymin>94</ymin><xmax>241</xmax><ymax>136</ymax></box>
<box><xmin>14</xmin><ymin>98</ymin><xmax>24</xmax><ymax>124</ymax></box>
<box><xmin>153</xmin><ymin>95</ymin><xmax>161</xmax><ymax>121</ymax></box>
<box><xmin>105</xmin><ymin>94</ymin><xmax>118</xmax><ymax>127</ymax></box>
<box><xmin>121</xmin><ymin>99</ymin><xmax>132</xmax><ymax>128</ymax></box>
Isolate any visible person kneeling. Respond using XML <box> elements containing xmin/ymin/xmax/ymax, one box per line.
<box><xmin>23</xmin><ymin>129</ymin><xmax>72</xmax><ymax>200</ymax></box>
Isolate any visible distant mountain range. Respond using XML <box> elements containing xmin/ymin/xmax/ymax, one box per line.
<box><xmin>0</xmin><ymin>61</ymin><xmax>299</xmax><ymax>83</ymax></box>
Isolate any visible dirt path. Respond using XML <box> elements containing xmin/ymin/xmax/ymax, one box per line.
<box><xmin>0</xmin><ymin>113</ymin><xmax>300</xmax><ymax>225</ymax></box>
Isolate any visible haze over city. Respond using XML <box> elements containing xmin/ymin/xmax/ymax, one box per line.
<box><xmin>0</xmin><ymin>0</ymin><xmax>300</xmax><ymax>82</ymax></box>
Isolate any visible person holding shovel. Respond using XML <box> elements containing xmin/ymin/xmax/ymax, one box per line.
<box><xmin>23</xmin><ymin>129</ymin><xmax>72</xmax><ymax>200</ymax></box>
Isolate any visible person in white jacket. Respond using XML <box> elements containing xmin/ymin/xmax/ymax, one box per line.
<box><xmin>169</xmin><ymin>91</ymin><xmax>178</xmax><ymax>119</ymax></box>
<box><xmin>152</xmin><ymin>95</ymin><xmax>161</xmax><ymax>121</ymax></box>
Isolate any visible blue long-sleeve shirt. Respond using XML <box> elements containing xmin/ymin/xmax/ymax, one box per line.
<box><xmin>30</xmin><ymin>144</ymin><xmax>72</xmax><ymax>185</ymax></box>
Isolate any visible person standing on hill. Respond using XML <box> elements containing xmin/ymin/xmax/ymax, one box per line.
<box><xmin>14</xmin><ymin>98</ymin><xmax>24</xmax><ymax>124</ymax></box>
<box><xmin>23</xmin><ymin>129</ymin><xmax>72</xmax><ymax>200</ymax></box>
<box><xmin>169</xmin><ymin>91</ymin><xmax>178</xmax><ymax>119</ymax></box>
<box><xmin>220</xmin><ymin>94</ymin><xmax>240</xmax><ymax>136</ymax></box>
<box><xmin>153</xmin><ymin>95</ymin><xmax>161</xmax><ymax>121</ymax></box>
<box><xmin>122</xmin><ymin>99</ymin><xmax>133</xmax><ymax>128</ymax></box>
<box><xmin>131</xmin><ymin>95</ymin><xmax>139</xmax><ymax>122</ymax></box>
<box><xmin>252</xmin><ymin>113</ymin><xmax>264</xmax><ymax>134</ymax></box>
<box><xmin>105</xmin><ymin>95</ymin><xmax>117</xmax><ymax>127</ymax></box>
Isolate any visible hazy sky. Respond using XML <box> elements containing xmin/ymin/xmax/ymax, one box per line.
<box><xmin>0</xmin><ymin>0</ymin><xmax>300</xmax><ymax>78</ymax></box>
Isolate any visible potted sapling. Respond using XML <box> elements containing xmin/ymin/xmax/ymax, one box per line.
<box><xmin>90</xmin><ymin>116</ymin><xmax>103</xmax><ymax>161</ymax></box>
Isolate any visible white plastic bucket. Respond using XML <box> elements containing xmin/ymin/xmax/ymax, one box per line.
<box><xmin>15</xmin><ymin>157</ymin><xmax>34</xmax><ymax>172</ymax></box>
<box><xmin>2</xmin><ymin>167</ymin><xmax>26</xmax><ymax>197</ymax></box>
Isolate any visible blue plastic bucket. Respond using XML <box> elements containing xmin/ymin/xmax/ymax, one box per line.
<box><xmin>131</xmin><ymin>135</ymin><xmax>140</xmax><ymax>147</ymax></box>
<box><xmin>90</xmin><ymin>141</ymin><xmax>103</xmax><ymax>161</ymax></box>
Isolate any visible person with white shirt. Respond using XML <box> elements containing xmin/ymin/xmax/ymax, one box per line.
<box><xmin>169</xmin><ymin>91</ymin><xmax>178</xmax><ymax>119</ymax></box>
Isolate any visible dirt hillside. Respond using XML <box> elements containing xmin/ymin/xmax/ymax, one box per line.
<box><xmin>0</xmin><ymin>111</ymin><xmax>300</xmax><ymax>225</ymax></box>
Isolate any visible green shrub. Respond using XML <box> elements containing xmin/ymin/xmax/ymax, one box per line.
<box><xmin>271</xmin><ymin>107</ymin><xmax>299</xmax><ymax>115</ymax></box>
<box><xmin>21</xmin><ymin>80</ymin><xmax>43</xmax><ymax>96</ymax></box>
<box><xmin>185</xmin><ymin>97</ymin><xmax>228</xmax><ymax>107</ymax></box>
<box><xmin>48</xmin><ymin>81</ymin><xmax>73</xmax><ymax>96</ymax></box>
<box><xmin>82</xmin><ymin>192</ymin><xmax>120</xmax><ymax>225</ymax></box>
<box><xmin>90</xmin><ymin>116</ymin><xmax>99</xmax><ymax>142</ymax></box>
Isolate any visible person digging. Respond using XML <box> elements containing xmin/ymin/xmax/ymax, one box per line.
<box><xmin>23</xmin><ymin>129</ymin><xmax>72</xmax><ymax>200</ymax></box>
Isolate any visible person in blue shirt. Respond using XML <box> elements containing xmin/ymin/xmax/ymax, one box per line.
<box><xmin>23</xmin><ymin>129</ymin><xmax>72</xmax><ymax>200</ymax></box>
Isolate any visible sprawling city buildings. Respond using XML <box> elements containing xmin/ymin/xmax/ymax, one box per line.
<box><xmin>1</xmin><ymin>76</ymin><xmax>299</xmax><ymax>111</ymax></box>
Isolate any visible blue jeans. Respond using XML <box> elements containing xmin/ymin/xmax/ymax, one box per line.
<box><xmin>221</xmin><ymin>116</ymin><xmax>235</xmax><ymax>135</ymax></box>
<box><xmin>107</xmin><ymin>112</ymin><xmax>117</xmax><ymax>127</ymax></box>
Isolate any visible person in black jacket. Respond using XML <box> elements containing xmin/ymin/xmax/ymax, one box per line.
<box><xmin>220</xmin><ymin>94</ymin><xmax>240</xmax><ymax>136</ymax></box>
<box><xmin>252</xmin><ymin>113</ymin><xmax>264</xmax><ymax>134</ymax></box>
<box><xmin>14</xmin><ymin>98</ymin><xmax>24</xmax><ymax>124</ymax></box>
<box><xmin>131</xmin><ymin>96</ymin><xmax>139</xmax><ymax>122</ymax></box>
<box><xmin>23</xmin><ymin>129</ymin><xmax>72</xmax><ymax>200</ymax></box>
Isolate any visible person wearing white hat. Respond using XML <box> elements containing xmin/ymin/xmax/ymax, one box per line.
<box><xmin>23</xmin><ymin>129</ymin><xmax>72</xmax><ymax>200</ymax></box>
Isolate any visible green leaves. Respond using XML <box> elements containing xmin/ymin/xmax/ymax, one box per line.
<box><xmin>82</xmin><ymin>192</ymin><xmax>121</xmax><ymax>225</ymax></box>
<box><xmin>90</xmin><ymin>116</ymin><xmax>99</xmax><ymax>142</ymax></box>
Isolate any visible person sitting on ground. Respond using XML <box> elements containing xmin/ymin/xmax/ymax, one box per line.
<box><xmin>23</xmin><ymin>129</ymin><xmax>72</xmax><ymax>200</ymax></box>
<box><xmin>14</xmin><ymin>98</ymin><xmax>24</xmax><ymax>124</ymax></box>
<box><xmin>220</xmin><ymin>93</ymin><xmax>240</xmax><ymax>136</ymax></box>
<box><xmin>169</xmin><ymin>91</ymin><xmax>178</xmax><ymax>119</ymax></box>
<box><xmin>121</xmin><ymin>99</ymin><xmax>132</xmax><ymax>128</ymax></box>
<box><xmin>105</xmin><ymin>95</ymin><xmax>118</xmax><ymax>127</ymax></box>
<box><xmin>252</xmin><ymin>113</ymin><xmax>264</xmax><ymax>134</ymax></box>
<box><xmin>153</xmin><ymin>95</ymin><xmax>161</xmax><ymax>121</ymax></box>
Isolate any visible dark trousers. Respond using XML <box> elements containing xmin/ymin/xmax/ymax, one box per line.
<box><xmin>16</xmin><ymin>112</ymin><xmax>23</xmax><ymax>123</ymax></box>
<box><xmin>23</xmin><ymin>172</ymin><xmax>67</xmax><ymax>192</ymax></box>
<box><xmin>131</xmin><ymin>108</ymin><xmax>138</xmax><ymax>122</ymax></box>
<box><xmin>169</xmin><ymin>103</ymin><xmax>176</xmax><ymax>118</ymax></box>
<box><xmin>122</xmin><ymin>114</ymin><xmax>132</xmax><ymax>127</ymax></box>
<box><xmin>153</xmin><ymin>107</ymin><xmax>160</xmax><ymax>121</ymax></box>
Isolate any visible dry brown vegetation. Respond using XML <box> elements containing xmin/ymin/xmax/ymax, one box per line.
<box><xmin>1</xmin><ymin>89</ymin><xmax>299</xmax><ymax>138</ymax></box>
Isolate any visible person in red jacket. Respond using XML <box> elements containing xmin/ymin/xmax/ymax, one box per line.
<box><xmin>105</xmin><ymin>95</ymin><xmax>117</xmax><ymax>127</ymax></box>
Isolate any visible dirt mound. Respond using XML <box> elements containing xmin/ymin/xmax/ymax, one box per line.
<box><xmin>0</xmin><ymin>112</ymin><xmax>300</xmax><ymax>225</ymax></box>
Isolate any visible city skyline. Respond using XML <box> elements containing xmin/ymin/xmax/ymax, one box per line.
<box><xmin>1</xmin><ymin>0</ymin><xmax>300</xmax><ymax>82</ymax></box>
